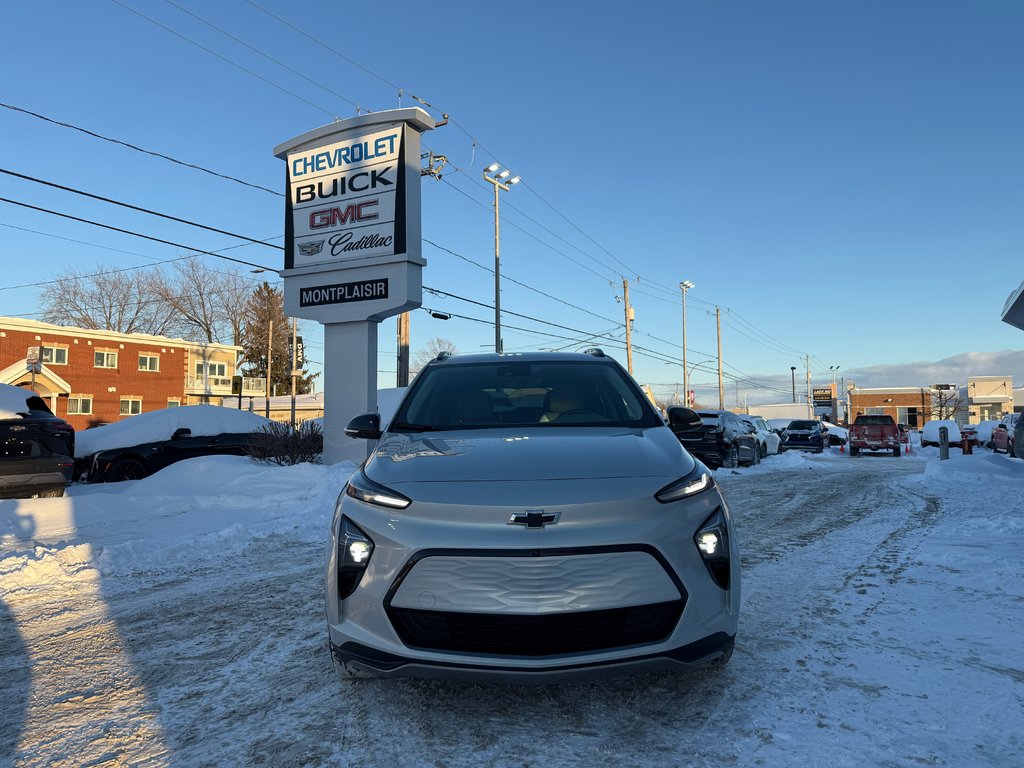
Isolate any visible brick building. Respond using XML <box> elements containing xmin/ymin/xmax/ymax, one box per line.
<box><xmin>847</xmin><ymin>387</ymin><xmax>933</xmax><ymax>428</ymax></box>
<box><xmin>0</xmin><ymin>317</ymin><xmax>243</xmax><ymax>431</ymax></box>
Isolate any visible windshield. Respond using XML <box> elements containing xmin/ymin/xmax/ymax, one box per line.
<box><xmin>391</xmin><ymin>360</ymin><xmax>662</xmax><ymax>430</ymax></box>
<box><xmin>788</xmin><ymin>420</ymin><xmax>819</xmax><ymax>430</ymax></box>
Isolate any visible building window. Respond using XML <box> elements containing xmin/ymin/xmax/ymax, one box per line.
<box><xmin>95</xmin><ymin>350</ymin><xmax>118</xmax><ymax>368</ymax></box>
<box><xmin>897</xmin><ymin>407</ymin><xmax>919</xmax><ymax>427</ymax></box>
<box><xmin>864</xmin><ymin>407</ymin><xmax>885</xmax><ymax>415</ymax></box>
<box><xmin>67</xmin><ymin>396</ymin><xmax>93</xmax><ymax>415</ymax></box>
<box><xmin>120</xmin><ymin>397</ymin><xmax>142</xmax><ymax>415</ymax></box>
<box><xmin>195</xmin><ymin>361</ymin><xmax>228</xmax><ymax>378</ymax></box>
<box><xmin>167</xmin><ymin>398</ymin><xmax>180</xmax><ymax>408</ymax></box>
<box><xmin>139</xmin><ymin>354</ymin><xmax>160</xmax><ymax>371</ymax></box>
<box><xmin>40</xmin><ymin>346</ymin><xmax>68</xmax><ymax>365</ymax></box>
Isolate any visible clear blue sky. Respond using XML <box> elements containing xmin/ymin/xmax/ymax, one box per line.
<box><xmin>2</xmin><ymin>1</ymin><xmax>1022</xmax><ymax>405</ymax></box>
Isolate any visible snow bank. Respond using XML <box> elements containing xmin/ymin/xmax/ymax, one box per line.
<box><xmin>922</xmin><ymin>452</ymin><xmax>1024</xmax><ymax>484</ymax></box>
<box><xmin>921</xmin><ymin>419</ymin><xmax>961</xmax><ymax>443</ymax></box>
<box><xmin>75</xmin><ymin>405</ymin><xmax>274</xmax><ymax>457</ymax></box>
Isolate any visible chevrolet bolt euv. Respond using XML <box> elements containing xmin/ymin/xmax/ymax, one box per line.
<box><xmin>327</xmin><ymin>350</ymin><xmax>740</xmax><ymax>682</ymax></box>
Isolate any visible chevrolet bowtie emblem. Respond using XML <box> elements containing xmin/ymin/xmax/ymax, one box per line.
<box><xmin>508</xmin><ymin>510</ymin><xmax>560</xmax><ymax>529</ymax></box>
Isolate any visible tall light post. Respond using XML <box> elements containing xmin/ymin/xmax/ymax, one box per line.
<box><xmin>790</xmin><ymin>366</ymin><xmax>797</xmax><ymax>404</ymax></box>
<box><xmin>482</xmin><ymin>163</ymin><xmax>520</xmax><ymax>353</ymax></box>
<box><xmin>680</xmin><ymin>280</ymin><xmax>695</xmax><ymax>406</ymax></box>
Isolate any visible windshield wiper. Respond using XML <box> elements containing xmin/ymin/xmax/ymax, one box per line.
<box><xmin>391</xmin><ymin>422</ymin><xmax>435</xmax><ymax>432</ymax></box>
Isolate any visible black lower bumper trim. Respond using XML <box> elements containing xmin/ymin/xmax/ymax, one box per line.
<box><xmin>332</xmin><ymin>632</ymin><xmax>734</xmax><ymax>676</ymax></box>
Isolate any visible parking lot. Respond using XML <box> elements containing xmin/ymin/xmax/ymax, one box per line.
<box><xmin>1</xmin><ymin>450</ymin><xmax>1022</xmax><ymax>767</ymax></box>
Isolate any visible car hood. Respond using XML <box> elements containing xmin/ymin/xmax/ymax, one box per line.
<box><xmin>365</xmin><ymin>426</ymin><xmax>696</xmax><ymax>485</ymax></box>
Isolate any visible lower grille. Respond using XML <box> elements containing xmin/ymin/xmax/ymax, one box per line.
<box><xmin>387</xmin><ymin>600</ymin><xmax>684</xmax><ymax>656</ymax></box>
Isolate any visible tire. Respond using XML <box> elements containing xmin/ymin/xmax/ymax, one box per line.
<box><xmin>751</xmin><ymin>444</ymin><xmax>761</xmax><ymax>465</ymax></box>
<box><xmin>721</xmin><ymin>444</ymin><xmax>738</xmax><ymax>469</ymax></box>
<box><xmin>850</xmin><ymin>446</ymin><xmax>859</xmax><ymax>456</ymax></box>
<box><xmin>893</xmin><ymin>446</ymin><xmax>901</xmax><ymax>457</ymax></box>
<box><xmin>107</xmin><ymin>457</ymin><xmax>148</xmax><ymax>482</ymax></box>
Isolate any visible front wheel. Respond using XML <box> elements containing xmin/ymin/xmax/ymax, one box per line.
<box><xmin>107</xmin><ymin>457</ymin><xmax>148</xmax><ymax>482</ymax></box>
<box><xmin>893</xmin><ymin>445</ymin><xmax>901</xmax><ymax>457</ymax></box>
<box><xmin>721</xmin><ymin>444</ymin><xmax>738</xmax><ymax>469</ymax></box>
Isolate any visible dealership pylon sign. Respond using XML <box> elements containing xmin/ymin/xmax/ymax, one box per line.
<box><xmin>275</xmin><ymin>108</ymin><xmax>436</xmax><ymax>463</ymax></box>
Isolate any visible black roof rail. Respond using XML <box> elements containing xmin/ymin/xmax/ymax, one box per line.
<box><xmin>582</xmin><ymin>348</ymin><xmax>605</xmax><ymax>358</ymax></box>
<box><xmin>434</xmin><ymin>351</ymin><xmax>453</xmax><ymax>361</ymax></box>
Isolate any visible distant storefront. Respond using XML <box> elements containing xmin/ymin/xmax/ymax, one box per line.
<box><xmin>848</xmin><ymin>387</ymin><xmax>931</xmax><ymax>428</ymax></box>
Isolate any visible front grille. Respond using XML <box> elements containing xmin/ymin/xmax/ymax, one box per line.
<box><xmin>387</xmin><ymin>600</ymin><xmax>684</xmax><ymax>656</ymax></box>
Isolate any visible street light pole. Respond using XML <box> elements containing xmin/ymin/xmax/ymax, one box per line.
<box><xmin>680</xmin><ymin>280</ymin><xmax>694</xmax><ymax>406</ymax></box>
<box><xmin>790</xmin><ymin>366</ymin><xmax>797</xmax><ymax>404</ymax></box>
<box><xmin>482</xmin><ymin>163</ymin><xmax>520</xmax><ymax>354</ymax></box>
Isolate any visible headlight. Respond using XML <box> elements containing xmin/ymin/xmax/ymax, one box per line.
<box><xmin>345</xmin><ymin>470</ymin><xmax>411</xmax><ymax>509</ymax></box>
<box><xmin>655</xmin><ymin>469</ymin><xmax>714</xmax><ymax>504</ymax></box>
<box><xmin>694</xmin><ymin>508</ymin><xmax>731</xmax><ymax>590</ymax></box>
<box><xmin>337</xmin><ymin>516</ymin><xmax>375</xmax><ymax>599</ymax></box>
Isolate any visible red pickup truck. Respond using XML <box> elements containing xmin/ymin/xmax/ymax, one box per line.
<box><xmin>849</xmin><ymin>415</ymin><xmax>901</xmax><ymax>457</ymax></box>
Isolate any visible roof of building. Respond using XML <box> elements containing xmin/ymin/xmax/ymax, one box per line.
<box><xmin>0</xmin><ymin>316</ymin><xmax>241</xmax><ymax>352</ymax></box>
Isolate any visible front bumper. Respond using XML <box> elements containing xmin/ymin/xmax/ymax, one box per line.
<box><xmin>326</xmin><ymin>477</ymin><xmax>740</xmax><ymax>681</ymax></box>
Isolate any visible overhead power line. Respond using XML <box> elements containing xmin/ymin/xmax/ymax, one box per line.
<box><xmin>0</xmin><ymin>102</ymin><xmax>282</xmax><ymax>197</ymax></box>
<box><xmin>0</xmin><ymin>196</ymin><xmax>276</xmax><ymax>272</ymax></box>
<box><xmin>0</xmin><ymin>168</ymin><xmax>284</xmax><ymax>252</ymax></box>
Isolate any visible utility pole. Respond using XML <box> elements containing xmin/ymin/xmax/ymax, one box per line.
<box><xmin>716</xmin><ymin>306</ymin><xmax>724</xmax><ymax>410</ymax></box>
<box><xmin>265</xmin><ymin>319</ymin><xmax>273</xmax><ymax>419</ymax></box>
<box><xmin>483</xmin><ymin>164</ymin><xmax>520</xmax><ymax>354</ymax></box>
<box><xmin>290</xmin><ymin>317</ymin><xmax>297</xmax><ymax>430</ymax></box>
<box><xmin>623</xmin><ymin>278</ymin><xmax>634</xmax><ymax>375</ymax></box>
<box><xmin>680</xmin><ymin>280</ymin><xmax>694</xmax><ymax>407</ymax></box>
<box><xmin>805</xmin><ymin>354</ymin><xmax>812</xmax><ymax>418</ymax></box>
<box><xmin>397</xmin><ymin>312</ymin><xmax>410</xmax><ymax>386</ymax></box>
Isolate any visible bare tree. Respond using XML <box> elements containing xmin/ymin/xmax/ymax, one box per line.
<box><xmin>411</xmin><ymin>337</ymin><xmax>458</xmax><ymax>377</ymax></box>
<box><xmin>39</xmin><ymin>264</ymin><xmax>178</xmax><ymax>335</ymax></box>
<box><xmin>931</xmin><ymin>388</ymin><xmax>964</xmax><ymax>421</ymax></box>
<box><xmin>150</xmin><ymin>256</ymin><xmax>252</xmax><ymax>345</ymax></box>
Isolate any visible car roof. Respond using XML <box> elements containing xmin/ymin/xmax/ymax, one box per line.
<box><xmin>425</xmin><ymin>350</ymin><xmax>615</xmax><ymax>366</ymax></box>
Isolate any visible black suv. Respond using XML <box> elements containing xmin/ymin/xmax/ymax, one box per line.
<box><xmin>0</xmin><ymin>386</ymin><xmax>76</xmax><ymax>499</ymax></box>
<box><xmin>672</xmin><ymin>409</ymin><xmax>759</xmax><ymax>469</ymax></box>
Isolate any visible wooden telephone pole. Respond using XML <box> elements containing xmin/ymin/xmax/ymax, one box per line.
<box><xmin>716</xmin><ymin>307</ymin><xmax>724</xmax><ymax>409</ymax></box>
<box><xmin>397</xmin><ymin>312</ymin><xmax>410</xmax><ymax>386</ymax></box>
<box><xmin>623</xmin><ymin>278</ymin><xmax>634</xmax><ymax>374</ymax></box>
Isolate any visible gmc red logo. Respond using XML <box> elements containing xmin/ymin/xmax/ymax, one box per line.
<box><xmin>309</xmin><ymin>200</ymin><xmax>379</xmax><ymax>229</ymax></box>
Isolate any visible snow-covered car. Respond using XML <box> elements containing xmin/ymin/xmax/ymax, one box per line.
<box><xmin>920</xmin><ymin>420</ymin><xmax>962</xmax><ymax>448</ymax></box>
<box><xmin>0</xmin><ymin>383</ymin><xmax>75</xmax><ymax>498</ymax></box>
<box><xmin>329</xmin><ymin>349</ymin><xmax>740</xmax><ymax>681</ymax></box>
<box><xmin>976</xmin><ymin>419</ymin><xmax>1002</xmax><ymax>448</ymax></box>
<box><xmin>740</xmin><ymin>415</ymin><xmax>781</xmax><ymax>457</ymax></box>
<box><xmin>76</xmin><ymin>405</ymin><xmax>275</xmax><ymax>482</ymax></box>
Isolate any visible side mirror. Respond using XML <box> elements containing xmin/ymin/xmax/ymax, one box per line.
<box><xmin>171</xmin><ymin>427</ymin><xmax>192</xmax><ymax>440</ymax></box>
<box><xmin>345</xmin><ymin>412</ymin><xmax>382</xmax><ymax>440</ymax></box>
<box><xmin>667</xmin><ymin>407</ymin><xmax>702</xmax><ymax>431</ymax></box>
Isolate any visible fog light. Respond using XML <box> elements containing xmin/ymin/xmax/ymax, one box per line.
<box><xmin>337</xmin><ymin>516</ymin><xmax>375</xmax><ymax>599</ymax></box>
<box><xmin>696</xmin><ymin>531</ymin><xmax>720</xmax><ymax>556</ymax></box>
<box><xmin>694</xmin><ymin>508</ymin><xmax>731</xmax><ymax>590</ymax></box>
<box><xmin>348</xmin><ymin>540</ymin><xmax>371</xmax><ymax>564</ymax></box>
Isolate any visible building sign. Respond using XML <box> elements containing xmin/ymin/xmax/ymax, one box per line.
<box><xmin>285</xmin><ymin>125</ymin><xmax>405</xmax><ymax>269</ymax></box>
<box><xmin>813</xmin><ymin>386</ymin><xmax>833</xmax><ymax>404</ymax></box>
<box><xmin>299</xmin><ymin>279</ymin><xmax>389</xmax><ymax>307</ymax></box>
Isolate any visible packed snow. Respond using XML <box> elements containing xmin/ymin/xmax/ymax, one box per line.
<box><xmin>74</xmin><ymin>405</ymin><xmax>274</xmax><ymax>457</ymax></box>
<box><xmin>1</xmin><ymin>442</ymin><xmax>1022</xmax><ymax>766</ymax></box>
<box><xmin>921</xmin><ymin>419</ymin><xmax>962</xmax><ymax>444</ymax></box>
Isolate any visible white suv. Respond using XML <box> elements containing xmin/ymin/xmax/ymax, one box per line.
<box><xmin>327</xmin><ymin>350</ymin><xmax>740</xmax><ymax>681</ymax></box>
